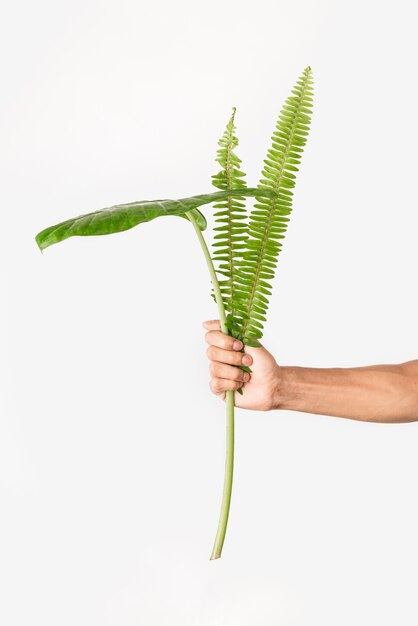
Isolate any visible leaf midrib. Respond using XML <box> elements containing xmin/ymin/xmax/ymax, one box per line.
<box><xmin>226</xmin><ymin>116</ymin><xmax>235</xmax><ymax>321</ymax></box>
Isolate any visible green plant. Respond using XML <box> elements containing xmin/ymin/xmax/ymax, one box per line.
<box><xmin>36</xmin><ymin>66</ymin><xmax>313</xmax><ymax>559</ymax></box>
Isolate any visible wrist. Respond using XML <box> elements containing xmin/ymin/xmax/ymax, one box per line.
<box><xmin>272</xmin><ymin>365</ymin><xmax>299</xmax><ymax>410</ymax></box>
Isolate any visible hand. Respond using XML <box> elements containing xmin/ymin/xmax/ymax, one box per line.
<box><xmin>203</xmin><ymin>320</ymin><xmax>280</xmax><ymax>411</ymax></box>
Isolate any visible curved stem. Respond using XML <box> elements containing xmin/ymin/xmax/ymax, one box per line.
<box><xmin>186</xmin><ymin>213</ymin><xmax>228</xmax><ymax>333</ymax></box>
<box><xmin>186</xmin><ymin>211</ymin><xmax>234</xmax><ymax>560</ymax></box>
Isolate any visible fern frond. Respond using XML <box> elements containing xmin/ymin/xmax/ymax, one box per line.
<box><xmin>211</xmin><ymin>108</ymin><xmax>248</xmax><ymax>337</ymax></box>
<box><xmin>234</xmin><ymin>67</ymin><xmax>314</xmax><ymax>346</ymax></box>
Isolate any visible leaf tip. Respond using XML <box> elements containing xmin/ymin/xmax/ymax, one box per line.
<box><xmin>35</xmin><ymin>234</ymin><xmax>45</xmax><ymax>253</ymax></box>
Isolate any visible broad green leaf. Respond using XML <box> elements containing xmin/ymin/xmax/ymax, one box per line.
<box><xmin>35</xmin><ymin>188</ymin><xmax>277</xmax><ymax>252</ymax></box>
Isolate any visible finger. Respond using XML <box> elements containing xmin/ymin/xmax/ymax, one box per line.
<box><xmin>207</xmin><ymin>345</ymin><xmax>253</xmax><ymax>367</ymax></box>
<box><xmin>205</xmin><ymin>330</ymin><xmax>243</xmax><ymax>351</ymax></box>
<box><xmin>203</xmin><ymin>319</ymin><xmax>221</xmax><ymax>331</ymax></box>
<box><xmin>210</xmin><ymin>362</ymin><xmax>251</xmax><ymax>383</ymax></box>
<box><xmin>210</xmin><ymin>377</ymin><xmax>243</xmax><ymax>394</ymax></box>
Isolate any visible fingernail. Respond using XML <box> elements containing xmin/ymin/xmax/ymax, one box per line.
<box><xmin>243</xmin><ymin>354</ymin><xmax>252</xmax><ymax>365</ymax></box>
<box><xmin>233</xmin><ymin>340</ymin><xmax>243</xmax><ymax>351</ymax></box>
<box><xmin>244</xmin><ymin>373</ymin><xmax>250</xmax><ymax>382</ymax></box>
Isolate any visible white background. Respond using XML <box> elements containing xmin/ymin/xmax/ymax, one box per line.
<box><xmin>1</xmin><ymin>1</ymin><xmax>418</xmax><ymax>624</ymax></box>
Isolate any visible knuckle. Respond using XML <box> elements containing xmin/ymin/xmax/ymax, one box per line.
<box><xmin>207</xmin><ymin>330</ymin><xmax>218</xmax><ymax>345</ymax></box>
<box><xmin>209</xmin><ymin>362</ymin><xmax>217</xmax><ymax>376</ymax></box>
<box><xmin>212</xmin><ymin>378</ymin><xmax>222</xmax><ymax>393</ymax></box>
<box><xmin>206</xmin><ymin>345</ymin><xmax>214</xmax><ymax>359</ymax></box>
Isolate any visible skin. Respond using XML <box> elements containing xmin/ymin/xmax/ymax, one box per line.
<box><xmin>203</xmin><ymin>320</ymin><xmax>418</xmax><ymax>423</ymax></box>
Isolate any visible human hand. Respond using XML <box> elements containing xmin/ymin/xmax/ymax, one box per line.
<box><xmin>203</xmin><ymin>320</ymin><xmax>280</xmax><ymax>411</ymax></box>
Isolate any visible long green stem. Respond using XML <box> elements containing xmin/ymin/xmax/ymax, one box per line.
<box><xmin>211</xmin><ymin>391</ymin><xmax>234</xmax><ymax>559</ymax></box>
<box><xmin>186</xmin><ymin>210</ymin><xmax>234</xmax><ymax>560</ymax></box>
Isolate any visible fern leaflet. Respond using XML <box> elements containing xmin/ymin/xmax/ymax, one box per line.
<box><xmin>233</xmin><ymin>66</ymin><xmax>314</xmax><ymax>346</ymax></box>
<box><xmin>211</xmin><ymin>108</ymin><xmax>248</xmax><ymax>338</ymax></box>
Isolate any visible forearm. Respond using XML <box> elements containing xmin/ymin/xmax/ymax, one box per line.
<box><xmin>276</xmin><ymin>360</ymin><xmax>418</xmax><ymax>423</ymax></box>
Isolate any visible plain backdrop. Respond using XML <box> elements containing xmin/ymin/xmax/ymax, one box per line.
<box><xmin>1</xmin><ymin>1</ymin><xmax>418</xmax><ymax>624</ymax></box>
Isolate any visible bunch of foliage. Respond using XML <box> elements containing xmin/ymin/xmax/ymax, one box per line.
<box><xmin>36</xmin><ymin>66</ymin><xmax>314</xmax><ymax>559</ymax></box>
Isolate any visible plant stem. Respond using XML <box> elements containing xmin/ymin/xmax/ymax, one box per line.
<box><xmin>186</xmin><ymin>210</ymin><xmax>234</xmax><ymax>560</ymax></box>
<box><xmin>210</xmin><ymin>391</ymin><xmax>234</xmax><ymax>559</ymax></box>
